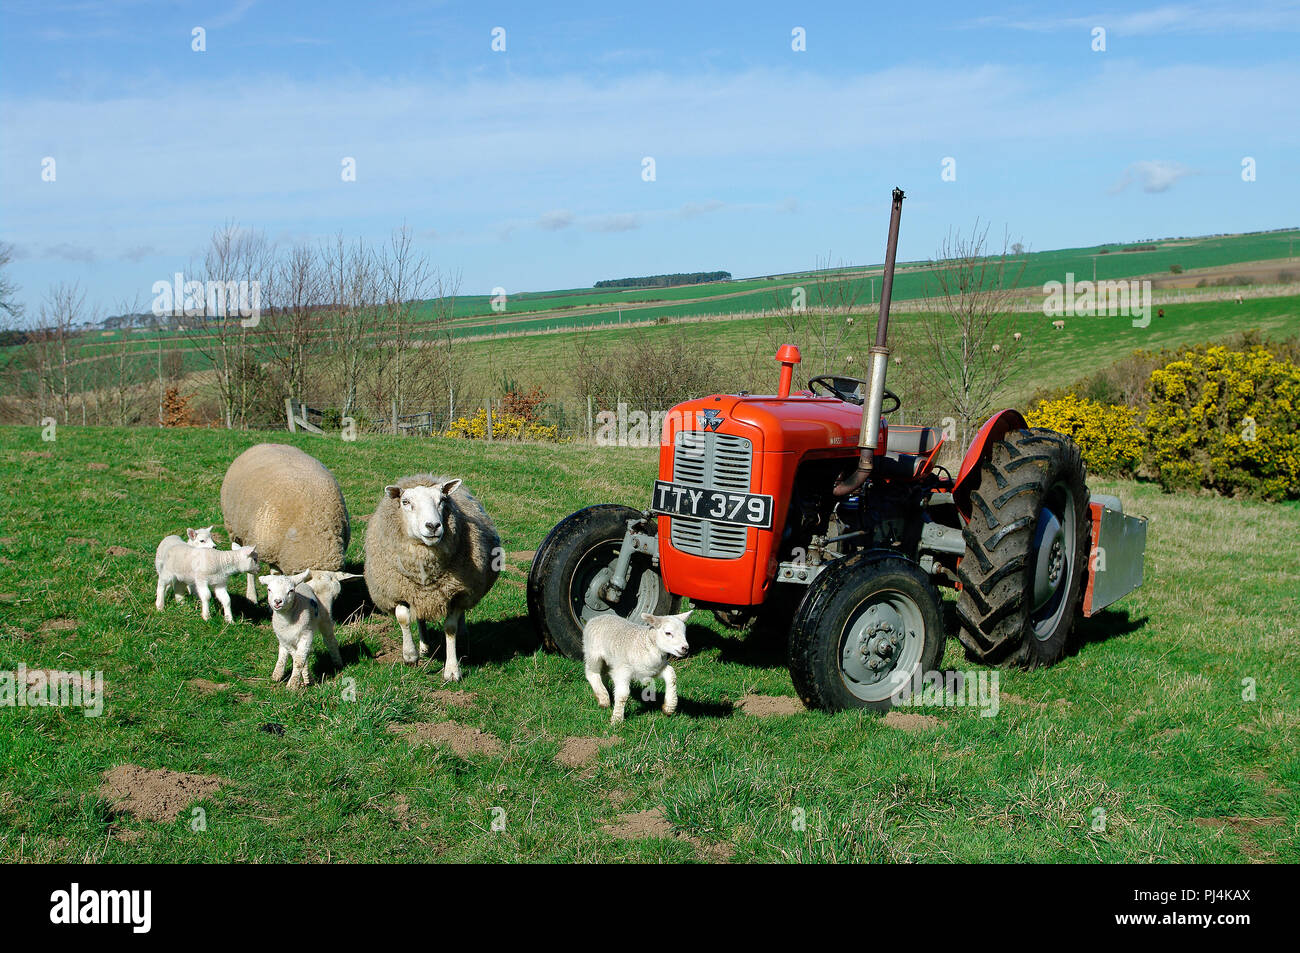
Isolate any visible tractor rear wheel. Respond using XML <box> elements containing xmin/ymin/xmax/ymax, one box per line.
<box><xmin>788</xmin><ymin>551</ymin><xmax>946</xmax><ymax>712</ymax></box>
<box><xmin>956</xmin><ymin>428</ymin><xmax>1091</xmax><ymax>668</ymax></box>
<box><xmin>527</xmin><ymin>504</ymin><xmax>679</xmax><ymax>659</ymax></box>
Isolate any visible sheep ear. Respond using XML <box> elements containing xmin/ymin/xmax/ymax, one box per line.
<box><xmin>640</xmin><ymin>613</ymin><xmax>658</xmax><ymax>624</ymax></box>
<box><xmin>290</xmin><ymin>570</ymin><xmax>311</xmax><ymax>584</ymax></box>
<box><xmin>258</xmin><ymin>575</ymin><xmax>272</xmax><ymax>585</ymax></box>
<box><xmin>204</xmin><ymin>525</ymin><xmax>215</xmax><ymax>534</ymax></box>
<box><xmin>441</xmin><ymin>478</ymin><xmax>462</xmax><ymax>496</ymax></box>
<box><xmin>674</xmin><ymin>610</ymin><xmax>693</xmax><ymax>622</ymax></box>
<box><xmin>384</xmin><ymin>485</ymin><xmax>402</xmax><ymax>499</ymax></box>
<box><xmin>186</xmin><ymin>528</ymin><xmax>198</xmax><ymax>541</ymax></box>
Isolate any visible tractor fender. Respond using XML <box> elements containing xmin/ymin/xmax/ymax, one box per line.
<box><xmin>951</xmin><ymin>409</ymin><xmax>1028</xmax><ymax>517</ymax></box>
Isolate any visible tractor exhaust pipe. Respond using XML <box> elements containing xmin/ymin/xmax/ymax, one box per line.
<box><xmin>834</xmin><ymin>186</ymin><xmax>905</xmax><ymax>497</ymax></box>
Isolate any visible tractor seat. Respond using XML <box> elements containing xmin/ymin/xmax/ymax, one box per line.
<box><xmin>886</xmin><ymin>425</ymin><xmax>941</xmax><ymax>456</ymax></box>
<box><xmin>875</xmin><ymin>425</ymin><xmax>942</xmax><ymax>480</ymax></box>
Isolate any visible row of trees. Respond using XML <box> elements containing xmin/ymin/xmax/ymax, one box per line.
<box><xmin>0</xmin><ymin>225</ymin><xmax>471</xmax><ymax>432</ymax></box>
<box><xmin>594</xmin><ymin>271</ymin><xmax>731</xmax><ymax>289</ymax></box>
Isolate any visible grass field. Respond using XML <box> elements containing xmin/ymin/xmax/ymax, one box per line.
<box><xmin>1</xmin><ymin>426</ymin><xmax>1297</xmax><ymax>862</ymax></box>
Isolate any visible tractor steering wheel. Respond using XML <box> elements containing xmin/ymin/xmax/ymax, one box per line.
<box><xmin>808</xmin><ymin>375</ymin><xmax>901</xmax><ymax>413</ymax></box>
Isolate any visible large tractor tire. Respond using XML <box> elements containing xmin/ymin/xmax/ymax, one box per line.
<box><xmin>788</xmin><ymin>551</ymin><xmax>946</xmax><ymax>712</ymax></box>
<box><xmin>527</xmin><ymin>504</ymin><xmax>679</xmax><ymax>659</ymax></box>
<box><xmin>956</xmin><ymin>428</ymin><xmax>1091</xmax><ymax>668</ymax></box>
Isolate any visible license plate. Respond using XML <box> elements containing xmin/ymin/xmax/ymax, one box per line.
<box><xmin>651</xmin><ymin>480</ymin><xmax>773</xmax><ymax>529</ymax></box>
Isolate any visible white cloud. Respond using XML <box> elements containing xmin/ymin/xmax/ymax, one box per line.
<box><xmin>536</xmin><ymin>209</ymin><xmax>575</xmax><ymax>230</ymax></box>
<box><xmin>1110</xmin><ymin>159</ymin><xmax>1194</xmax><ymax>193</ymax></box>
<box><xmin>972</xmin><ymin>2</ymin><xmax>1300</xmax><ymax>35</ymax></box>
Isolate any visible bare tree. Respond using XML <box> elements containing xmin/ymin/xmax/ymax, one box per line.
<box><xmin>0</xmin><ymin>241</ymin><xmax>23</xmax><ymax>327</ymax></box>
<box><xmin>262</xmin><ymin>241</ymin><xmax>322</xmax><ymax>403</ymax></box>
<box><xmin>179</xmin><ymin>223</ymin><xmax>272</xmax><ymax>428</ymax></box>
<box><xmin>376</xmin><ymin>225</ymin><xmax>433</xmax><ymax>424</ymax></box>
<box><xmin>27</xmin><ymin>283</ymin><xmax>86</xmax><ymax>424</ymax></box>
<box><xmin>321</xmin><ymin>233</ymin><xmax>380</xmax><ymax>421</ymax></box>
<box><xmin>912</xmin><ymin>223</ymin><xmax>1026</xmax><ymax>449</ymax></box>
<box><xmin>759</xmin><ymin>255</ymin><xmax>871</xmax><ymax>383</ymax></box>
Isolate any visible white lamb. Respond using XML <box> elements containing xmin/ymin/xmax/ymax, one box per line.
<box><xmin>582</xmin><ymin>611</ymin><xmax>692</xmax><ymax>725</ymax></box>
<box><xmin>155</xmin><ymin>538</ymin><xmax>258</xmax><ymax>622</ymax></box>
<box><xmin>259</xmin><ymin>571</ymin><xmax>346</xmax><ymax>689</ymax></box>
<box><xmin>154</xmin><ymin>526</ymin><xmax>218</xmax><ymax>601</ymax></box>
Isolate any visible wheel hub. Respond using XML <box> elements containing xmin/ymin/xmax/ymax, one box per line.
<box><xmin>1032</xmin><ymin>509</ymin><xmax>1066</xmax><ymax>612</ymax></box>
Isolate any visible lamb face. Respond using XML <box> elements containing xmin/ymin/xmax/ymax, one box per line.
<box><xmin>384</xmin><ymin>479</ymin><xmax>461</xmax><ymax>546</ymax></box>
<box><xmin>232</xmin><ymin>545</ymin><xmax>259</xmax><ymax>575</ymax></box>
<box><xmin>187</xmin><ymin>526</ymin><xmax>218</xmax><ymax>548</ymax></box>
<box><xmin>641</xmin><ymin>611</ymin><xmax>692</xmax><ymax>659</ymax></box>
<box><xmin>261</xmin><ymin>570</ymin><xmax>310</xmax><ymax>612</ymax></box>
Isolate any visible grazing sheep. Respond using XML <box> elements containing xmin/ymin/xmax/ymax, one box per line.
<box><xmin>1052</xmin><ymin>319</ymin><xmax>1066</xmax><ymax>330</ymax></box>
<box><xmin>260</xmin><ymin>571</ymin><xmax>343</xmax><ymax>689</ymax></box>
<box><xmin>155</xmin><ymin>538</ymin><xmax>258</xmax><ymax>622</ymax></box>
<box><xmin>363</xmin><ymin>475</ymin><xmax>500</xmax><ymax>682</ymax></box>
<box><xmin>583</xmin><ymin>611</ymin><xmax>692</xmax><ymax>725</ymax></box>
<box><xmin>220</xmin><ymin>443</ymin><xmax>351</xmax><ymax>601</ymax></box>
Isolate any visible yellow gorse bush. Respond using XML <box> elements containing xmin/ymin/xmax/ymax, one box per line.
<box><xmin>1027</xmin><ymin>394</ymin><xmax>1144</xmax><ymax>476</ymax></box>
<box><xmin>1144</xmin><ymin>344</ymin><xmax>1300</xmax><ymax>501</ymax></box>
<box><xmin>445</xmin><ymin>407</ymin><xmax>563</xmax><ymax>442</ymax></box>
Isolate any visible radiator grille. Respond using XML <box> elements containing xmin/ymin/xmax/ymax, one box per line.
<box><xmin>669</xmin><ymin>431</ymin><xmax>752</xmax><ymax>559</ymax></box>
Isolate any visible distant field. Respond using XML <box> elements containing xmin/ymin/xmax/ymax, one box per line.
<box><xmin>0</xmin><ymin>426</ymin><xmax>1295</xmax><ymax>861</ymax></box>
<box><xmin>9</xmin><ymin>228</ymin><xmax>1297</xmax><ymax>384</ymax></box>
<box><xmin>458</xmin><ymin>294</ymin><xmax>1300</xmax><ymax>410</ymax></box>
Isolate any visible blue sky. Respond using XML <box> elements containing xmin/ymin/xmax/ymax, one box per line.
<box><xmin>1</xmin><ymin>0</ymin><xmax>1298</xmax><ymax>317</ymax></box>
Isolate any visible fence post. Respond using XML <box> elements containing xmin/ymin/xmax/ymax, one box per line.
<box><xmin>486</xmin><ymin>399</ymin><xmax>493</xmax><ymax>442</ymax></box>
<box><xmin>285</xmin><ymin>397</ymin><xmax>297</xmax><ymax>433</ymax></box>
<box><xmin>391</xmin><ymin>399</ymin><xmax>398</xmax><ymax>436</ymax></box>
<box><xmin>587</xmin><ymin>395</ymin><xmax>593</xmax><ymax>443</ymax></box>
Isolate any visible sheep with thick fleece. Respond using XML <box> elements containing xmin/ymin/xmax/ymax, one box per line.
<box><xmin>260</xmin><ymin>571</ymin><xmax>345</xmax><ymax>689</ymax></box>
<box><xmin>220</xmin><ymin>443</ymin><xmax>351</xmax><ymax>601</ymax></box>
<box><xmin>583</xmin><ymin>611</ymin><xmax>692</xmax><ymax>725</ymax></box>
<box><xmin>363</xmin><ymin>475</ymin><xmax>500</xmax><ymax>682</ymax></box>
<box><xmin>155</xmin><ymin>538</ymin><xmax>258</xmax><ymax>622</ymax></box>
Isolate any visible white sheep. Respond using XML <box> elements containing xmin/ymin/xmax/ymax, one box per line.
<box><xmin>583</xmin><ymin>611</ymin><xmax>692</xmax><ymax>725</ymax></box>
<box><xmin>259</xmin><ymin>571</ymin><xmax>345</xmax><ymax>689</ymax></box>
<box><xmin>363</xmin><ymin>475</ymin><xmax>500</xmax><ymax>682</ymax></box>
<box><xmin>220</xmin><ymin>444</ymin><xmax>351</xmax><ymax>601</ymax></box>
<box><xmin>155</xmin><ymin>539</ymin><xmax>258</xmax><ymax>622</ymax></box>
<box><xmin>155</xmin><ymin>527</ymin><xmax>218</xmax><ymax>601</ymax></box>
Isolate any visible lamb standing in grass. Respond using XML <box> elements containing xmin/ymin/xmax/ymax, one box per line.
<box><xmin>155</xmin><ymin>538</ymin><xmax>258</xmax><ymax>622</ymax></box>
<box><xmin>363</xmin><ymin>475</ymin><xmax>500</xmax><ymax>682</ymax></box>
<box><xmin>583</xmin><ymin>611</ymin><xmax>692</xmax><ymax>725</ymax></box>
<box><xmin>220</xmin><ymin>443</ymin><xmax>351</xmax><ymax>601</ymax></box>
<box><xmin>154</xmin><ymin>526</ymin><xmax>218</xmax><ymax>601</ymax></box>
<box><xmin>260</xmin><ymin>571</ymin><xmax>344</xmax><ymax>689</ymax></box>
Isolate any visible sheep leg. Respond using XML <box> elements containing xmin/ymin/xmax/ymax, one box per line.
<box><xmin>245</xmin><ymin>573</ymin><xmax>257</xmax><ymax>601</ymax></box>
<box><xmin>396</xmin><ymin>604</ymin><xmax>419</xmax><ymax>664</ymax></box>
<box><xmin>442</xmin><ymin>611</ymin><xmax>464</xmax><ymax>682</ymax></box>
<box><xmin>213</xmin><ymin>584</ymin><xmax>234</xmax><ymax>623</ymax></box>
<box><xmin>662</xmin><ymin>665</ymin><xmax>678</xmax><ymax>716</ymax></box>
<box><xmin>272</xmin><ymin>645</ymin><xmax>289</xmax><ymax>681</ymax></box>
<box><xmin>417</xmin><ymin>619</ymin><xmax>429</xmax><ymax>658</ymax></box>
<box><xmin>611</xmin><ymin>670</ymin><xmax>631</xmax><ymax>725</ymax></box>
<box><xmin>196</xmin><ymin>580</ymin><xmax>212</xmax><ymax>621</ymax></box>
<box><xmin>290</xmin><ymin>633</ymin><xmax>313</xmax><ymax>688</ymax></box>
<box><xmin>585</xmin><ymin>660</ymin><xmax>611</xmax><ymax>709</ymax></box>
<box><xmin>155</xmin><ymin>577</ymin><xmax>168</xmax><ymax>612</ymax></box>
<box><xmin>320</xmin><ymin>612</ymin><xmax>343</xmax><ymax>668</ymax></box>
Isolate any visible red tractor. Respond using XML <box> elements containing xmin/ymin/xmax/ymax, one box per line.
<box><xmin>528</xmin><ymin>189</ymin><xmax>1147</xmax><ymax>711</ymax></box>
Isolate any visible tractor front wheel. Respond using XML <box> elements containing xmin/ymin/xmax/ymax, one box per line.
<box><xmin>788</xmin><ymin>552</ymin><xmax>946</xmax><ymax>712</ymax></box>
<box><xmin>527</xmin><ymin>504</ymin><xmax>679</xmax><ymax>659</ymax></box>
<box><xmin>956</xmin><ymin>427</ymin><xmax>1091</xmax><ymax>667</ymax></box>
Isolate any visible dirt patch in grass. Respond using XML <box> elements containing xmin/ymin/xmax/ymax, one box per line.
<box><xmin>601</xmin><ymin>806</ymin><xmax>734</xmax><ymax>861</ymax></box>
<box><xmin>1193</xmin><ymin>816</ymin><xmax>1284</xmax><ymax>830</ymax></box>
<box><xmin>87</xmin><ymin>462</ymin><xmax>109</xmax><ymax>471</ymax></box>
<box><xmin>506</xmin><ymin>550</ymin><xmax>536</xmax><ymax>563</ymax></box>
<box><xmin>388</xmin><ymin>721</ymin><xmax>503</xmax><ymax>758</ymax></box>
<box><xmin>39</xmin><ymin>617</ymin><xmax>78</xmax><ymax>633</ymax></box>
<box><xmin>106</xmin><ymin>545</ymin><xmax>135</xmax><ymax>557</ymax></box>
<box><xmin>65</xmin><ymin>536</ymin><xmax>98</xmax><ymax>547</ymax></box>
<box><xmin>428</xmin><ymin>689</ymin><xmax>478</xmax><ymax>707</ymax></box>
<box><xmin>22</xmin><ymin>451</ymin><xmax>51</xmax><ymax>459</ymax></box>
<box><xmin>99</xmin><ymin>765</ymin><xmax>225</xmax><ymax>823</ymax></box>
<box><xmin>603</xmin><ymin>807</ymin><xmax>675</xmax><ymax>839</ymax></box>
<box><xmin>555</xmin><ymin>736</ymin><xmax>620</xmax><ymax>768</ymax></box>
<box><xmin>882</xmin><ymin>711</ymin><xmax>940</xmax><ymax>732</ymax></box>
<box><xmin>736</xmin><ymin>694</ymin><xmax>804</xmax><ymax>717</ymax></box>
<box><xmin>189</xmin><ymin>678</ymin><xmax>229</xmax><ymax>695</ymax></box>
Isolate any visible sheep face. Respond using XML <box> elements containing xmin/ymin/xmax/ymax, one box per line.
<box><xmin>260</xmin><ymin>570</ymin><xmax>311</xmax><ymax>612</ymax></box>
<box><xmin>187</xmin><ymin>525</ymin><xmax>217</xmax><ymax>547</ymax></box>
<box><xmin>384</xmin><ymin>479</ymin><xmax>462</xmax><ymax>547</ymax></box>
<box><xmin>232</xmin><ymin>545</ymin><xmax>259</xmax><ymax>574</ymax></box>
<box><xmin>641</xmin><ymin>611</ymin><xmax>692</xmax><ymax>659</ymax></box>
